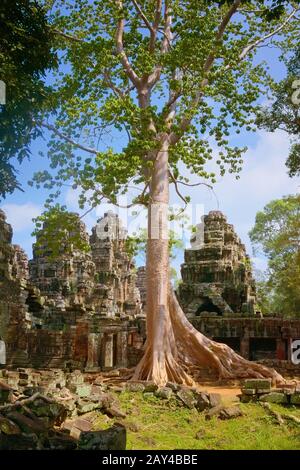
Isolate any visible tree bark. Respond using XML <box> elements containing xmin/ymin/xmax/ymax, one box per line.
<box><xmin>132</xmin><ymin>142</ymin><xmax>284</xmax><ymax>387</ymax></box>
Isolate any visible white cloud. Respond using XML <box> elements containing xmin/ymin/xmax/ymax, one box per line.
<box><xmin>170</xmin><ymin>129</ymin><xmax>300</xmax><ymax>270</ymax></box>
<box><xmin>1</xmin><ymin>202</ymin><xmax>41</xmax><ymax>232</ymax></box>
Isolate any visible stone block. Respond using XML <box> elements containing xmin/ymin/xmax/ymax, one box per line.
<box><xmin>205</xmin><ymin>405</ymin><xmax>224</xmax><ymax>420</ymax></box>
<box><xmin>209</xmin><ymin>393</ymin><xmax>222</xmax><ymax>407</ymax></box>
<box><xmin>176</xmin><ymin>389</ymin><xmax>197</xmax><ymax>409</ymax></box>
<box><xmin>241</xmin><ymin>388</ymin><xmax>256</xmax><ymax>396</ymax></box>
<box><xmin>166</xmin><ymin>382</ymin><xmax>180</xmax><ymax>392</ymax></box>
<box><xmin>259</xmin><ymin>392</ymin><xmax>288</xmax><ymax>404</ymax></box>
<box><xmin>195</xmin><ymin>392</ymin><xmax>211</xmax><ymax>412</ymax></box>
<box><xmin>290</xmin><ymin>393</ymin><xmax>300</xmax><ymax>405</ymax></box>
<box><xmin>155</xmin><ymin>387</ymin><xmax>173</xmax><ymax>399</ymax></box>
<box><xmin>46</xmin><ymin>432</ymin><xmax>77</xmax><ymax>450</ymax></box>
<box><xmin>77</xmin><ymin>399</ymin><xmax>102</xmax><ymax>414</ymax></box>
<box><xmin>219</xmin><ymin>406</ymin><xmax>243</xmax><ymax>420</ymax></box>
<box><xmin>0</xmin><ymin>415</ymin><xmax>21</xmax><ymax>435</ymax></box>
<box><xmin>125</xmin><ymin>382</ymin><xmax>145</xmax><ymax>392</ymax></box>
<box><xmin>244</xmin><ymin>379</ymin><xmax>271</xmax><ymax>391</ymax></box>
<box><xmin>143</xmin><ymin>382</ymin><xmax>158</xmax><ymax>393</ymax></box>
<box><xmin>239</xmin><ymin>394</ymin><xmax>254</xmax><ymax>403</ymax></box>
<box><xmin>69</xmin><ymin>383</ymin><xmax>92</xmax><ymax>398</ymax></box>
<box><xmin>78</xmin><ymin>424</ymin><xmax>126</xmax><ymax>450</ymax></box>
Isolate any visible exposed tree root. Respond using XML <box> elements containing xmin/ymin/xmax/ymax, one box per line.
<box><xmin>132</xmin><ymin>289</ymin><xmax>284</xmax><ymax>387</ymax></box>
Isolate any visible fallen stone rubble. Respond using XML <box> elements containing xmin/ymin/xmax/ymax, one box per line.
<box><xmin>0</xmin><ymin>368</ymin><xmax>127</xmax><ymax>450</ymax></box>
<box><xmin>3</xmin><ymin>368</ymin><xmax>288</xmax><ymax>449</ymax></box>
<box><xmin>239</xmin><ymin>378</ymin><xmax>300</xmax><ymax>405</ymax></box>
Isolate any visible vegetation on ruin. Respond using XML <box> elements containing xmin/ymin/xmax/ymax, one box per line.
<box><xmin>1</xmin><ymin>0</ymin><xmax>299</xmax><ymax>386</ymax></box>
<box><xmin>23</xmin><ymin>0</ymin><xmax>299</xmax><ymax>385</ymax></box>
<box><xmin>250</xmin><ymin>194</ymin><xmax>300</xmax><ymax>317</ymax></box>
<box><xmin>32</xmin><ymin>204</ymin><xmax>90</xmax><ymax>258</ymax></box>
<box><xmin>91</xmin><ymin>390</ymin><xmax>300</xmax><ymax>450</ymax></box>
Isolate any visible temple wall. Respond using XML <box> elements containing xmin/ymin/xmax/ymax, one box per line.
<box><xmin>1</xmin><ymin>206</ymin><xmax>299</xmax><ymax>373</ymax></box>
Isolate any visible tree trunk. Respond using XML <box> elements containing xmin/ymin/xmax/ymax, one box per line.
<box><xmin>132</xmin><ymin>140</ymin><xmax>284</xmax><ymax>387</ymax></box>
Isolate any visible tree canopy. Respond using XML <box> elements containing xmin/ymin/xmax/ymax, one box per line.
<box><xmin>249</xmin><ymin>194</ymin><xmax>300</xmax><ymax>317</ymax></box>
<box><xmin>256</xmin><ymin>47</ymin><xmax>300</xmax><ymax>177</ymax></box>
<box><xmin>0</xmin><ymin>0</ymin><xmax>56</xmax><ymax>199</ymax></box>
<box><xmin>5</xmin><ymin>0</ymin><xmax>299</xmax><ymax>386</ymax></box>
<box><xmin>30</xmin><ymin>0</ymin><xmax>299</xmax><ymax>214</ymax></box>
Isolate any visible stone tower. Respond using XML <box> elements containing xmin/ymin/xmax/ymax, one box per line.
<box><xmin>0</xmin><ymin>210</ymin><xmax>31</xmax><ymax>365</ymax></box>
<box><xmin>29</xmin><ymin>214</ymin><xmax>95</xmax><ymax>309</ymax></box>
<box><xmin>178</xmin><ymin>210</ymin><xmax>257</xmax><ymax>318</ymax></box>
<box><xmin>90</xmin><ymin>212</ymin><xmax>141</xmax><ymax>318</ymax></box>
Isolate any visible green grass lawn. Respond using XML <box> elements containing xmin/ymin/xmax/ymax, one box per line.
<box><xmin>92</xmin><ymin>391</ymin><xmax>300</xmax><ymax>450</ymax></box>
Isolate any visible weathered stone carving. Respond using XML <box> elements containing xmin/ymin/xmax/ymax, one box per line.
<box><xmin>29</xmin><ymin>215</ymin><xmax>95</xmax><ymax>309</ymax></box>
<box><xmin>1</xmin><ymin>206</ymin><xmax>299</xmax><ymax>370</ymax></box>
<box><xmin>0</xmin><ymin>209</ymin><xmax>144</xmax><ymax>370</ymax></box>
<box><xmin>0</xmin><ymin>210</ymin><xmax>31</xmax><ymax>366</ymax></box>
<box><xmin>178</xmin><ymin>210</ymin><xmax>257</xmax><ymax>318</ymax></box>
<box><xmin>90</xmin><ymin>212</ymin><xmax>141</xmax><ymax>318</ymax></box>
<box><xmin>136</xmin><ymin>266</ymin><xmax>146</xmax><ymax>309</ymax></box>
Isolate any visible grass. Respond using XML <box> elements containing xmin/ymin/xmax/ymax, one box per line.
<box><xmin>92</xmin><ymin>391</ymin><xmax>300</xmax><ymax>450</ymax></box>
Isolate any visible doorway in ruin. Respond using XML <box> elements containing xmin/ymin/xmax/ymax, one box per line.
<box><xmin>249</xmin><ymin>338</ymin><xmax>277</xmax><ymax>361</ymax></box>
<box><xmin>213</xmin><ymin>337</ymin><xmax>241</xmax><ymax>353</ymax></box>
<box><xmin>113</xmin><ymin>333</ymin><xmax>118</xmax><ymax>368</ymax></box>
<box><xmin>100</xmin><ymin>333</ymin><xmax>118</xmax><ymax>369</ymax></box>
<box><xmin>196</xmin><ymin>297</ymin><xmax>222</xmax><ymax>316</ymax></box>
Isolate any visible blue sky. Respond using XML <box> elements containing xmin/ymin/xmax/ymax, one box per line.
<box><xmin>1</xmin><ymin>29</ymin><xmax>299</xmax><ymax>276</ymax></box>
<box><xmin>2</xmin><ymin>127</ymin><xmax>299</xmax><ymax>276</ymax></box>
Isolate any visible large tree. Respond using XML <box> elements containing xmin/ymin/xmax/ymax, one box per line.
<box><xmin>249</xmin><ymin>194</ymin><xmax>300</xmax><ymax>317</ymax></box>
<box><xmin>32</xmin><ymin>0</ymin><xmax>299</xmax><ymax>385</ymax></box>
<box><xmin>0</xmin><ymin>0</ymin><xmax>56</xmax><ymax>198</ymax></box>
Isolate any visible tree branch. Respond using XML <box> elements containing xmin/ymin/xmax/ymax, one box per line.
<box><xmin>238</xmin><ymin>7</ymin><xmax>298</xmax><ymax>61</ymax></box>
<box><xmin>0</xmin><ymin>393</ymin><xmax>55</xmax><ymax>412</ymax></box>
<box><xmin>52</xmin><ymin>28</ymin><xmax>89</xmax><ymax>44</ymax></box>
<box><xmin>169</xmin><ymin>169</ymin><xmax>188</xmax><ymax>208</ymax></box>
<box><xmin>150</xmin><ymin>0</ymin><xmax>162</xmax><ymax>52</ymax></box>
<box><xmin>161</xmin><ymin>0</ymin><xmax>172</xmax><ymax>54</ymax></box>
<box><xmin>103</xmin><ymin>69</ymin><xmax>130</xmax><ymax>99</ymax></box>
<box><xmin>147</xmin><ymin>0</ymin><xmax>172</xmax><ymax>89</ymax></box>
<box><xmin>176</xmin><ymin>179</ymin><xmax>213</xmax><ymax>190</ymax></box>
<box><xmin>170</xmin><ymin>0</ymin><xmax>242</xmax><ymax>145</ymax></box>
<box><xmin>40</xmin><ymin>121</ymin><xmax>98</xmax><ymax>155</ymax></box>
<box><xmin>115</xmin><ymin>0</ymin><xmax>140</xmax><ymax>87</ymax></box>
<box><xmin>93</xmin><ymin>181</ymin><xmax>149</xmax><ymax>208</ymax></box>
<box><xmin>131</xmin><ymin>0</ymin><xmax>154</xmax><ymax>34</ymax></box>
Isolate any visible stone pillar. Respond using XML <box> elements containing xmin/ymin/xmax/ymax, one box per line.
<box><xmin>104</xmin><ymin>334</ymin><xmax>114</xmax><ymax>368</ymax></box>
<box><xmin>86</xmin><ymin>333</ymin><xmax>99</xmax><ymax>371</ymax></box>
<box><xmin>287</xmin><ymin>337</ymin><xmax>293</xmax><ymax>362</ymax></box>
<box><xmin>276</xmin><ymin>338</ymin><xmax>286</xmax><ymax>360</ymax></box>
<box><xmin>116</xmin><ymin>331</ymin><xmax>128</xmax><ymax>368</ymax></box>
<box><xmin>240</xmin><ymin>337</ymin><xmax>250</xmax><ymax>359</ymax></box>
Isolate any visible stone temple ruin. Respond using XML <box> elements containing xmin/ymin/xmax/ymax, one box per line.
<box><xmin>0</xmin><ymin>208</ymin><xmax>300</xmax><ymax>376</ymax></box>
<box><xmin>178</xmin><ymin>211</ymin><xmax>257</xmax><ymax>318</ymax></box>
<box><xmin>0</xmin><ymin>210</ymin><xmax>145</xmax><ymax>372</ymax></box>
<box><xmin>177</xmin><ymin>211</ymin><xmax>300</xmax><ymax>368</ymax></box>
